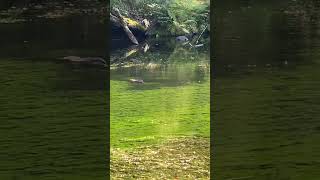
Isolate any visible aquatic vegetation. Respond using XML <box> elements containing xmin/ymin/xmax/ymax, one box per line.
<box><xmin>0</xmin><ymin>15</ymin><xmax>108</xmax><ymax>179</ymax></box>
<box><xmin>213</xmin><ymin>1</ymin><xmax>320</xmax><ymax>179</ymax></box>
<box><xmin>110</xmin><ymin>41</ymin><xmax>210</xmax><ymax>178</ymax></box>
<box><xmin>0</xmin><ymin>59</ymin><xmax>107</xmax><ymax>179</ymax></box>
<box><xmin>110</xmin><ymin>76</ymin><xmax>210</xmax><ymax>148</ymax></box>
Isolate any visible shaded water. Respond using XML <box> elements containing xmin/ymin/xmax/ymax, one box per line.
<box><xmin>214</xmin><ymin>1</ymin><xmax>320</xmax><ymax>179</ymax></box>
<box><xmin>110</xmin><ymin>38</ymin><xmax>210</xmax><ymax>148</ymax></box>
<box><xmin>0</xmin><ymin>16</ymin><xmax>107</xmax><ymax>179</ymax></box>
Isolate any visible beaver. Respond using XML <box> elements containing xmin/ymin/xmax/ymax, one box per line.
<box><xmin>60</xmin><ymin>56</ymin><xmax>106</xmax><ymax>67</ymax></box>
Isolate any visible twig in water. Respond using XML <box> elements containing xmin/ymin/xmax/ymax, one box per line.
<box><xmin>195</xmin><ymin>24</ymin><xmax>208</xmax><ymax>45</ymax></box>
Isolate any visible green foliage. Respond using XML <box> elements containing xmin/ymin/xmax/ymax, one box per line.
<box><xmin>166</xmin><ymin>0</ymin><xmax>209</xmax><ymax>35</ymax></box>
<box><xmin>111</xmin><ymin>0</ymin><xmax>209</xmax><ymax>35</ymax></box>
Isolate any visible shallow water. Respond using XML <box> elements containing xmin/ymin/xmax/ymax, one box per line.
<box><xmin>214</xmin><ymin>1</ymin><xmax>320</xmax><ymax>179</ymax></box>
<box><xmin>110</xmin><ymin>39</ymin><xmax>210</xmax><ymax>148</ymax></box>
<box><xmin>0</xmin><ymin>16</ymin><xmax>107</xmax><ymax>179</ymax></box>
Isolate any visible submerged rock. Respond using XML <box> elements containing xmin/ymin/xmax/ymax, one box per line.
<box><xmin>176</xmin><ymin>33</ymin><xmax>198</xmax><ymax>42</ymax></box>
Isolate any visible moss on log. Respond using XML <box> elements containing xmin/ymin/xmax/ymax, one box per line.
<box><xmin>111</xmin><ymin>8</ymin><xmax>148</xmax><ymax>44</ymax></box>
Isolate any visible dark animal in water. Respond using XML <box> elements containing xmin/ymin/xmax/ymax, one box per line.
<box><xmin>129</xmin><ymin>79</ymin><xmax>144</xmax><ymax>84</ymax></box>
<box><xmin>60</xmin><ymin>56</ymin><xmax>106</xmax><ymax>67</ymax></box>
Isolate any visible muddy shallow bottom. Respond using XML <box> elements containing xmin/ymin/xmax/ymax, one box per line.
<box><xmin>111</xmin><ymin>137</ymin><xmax>210</xmax><ymax>180</ymax></box>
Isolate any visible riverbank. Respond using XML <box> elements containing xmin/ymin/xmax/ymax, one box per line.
<box><xmin>111</xmin><ymin>137</ymin><xmax>210</xmax><ymax>179</ymax></box>
<box><xmin>0</xmin><ymin>0</ymin><xmax>107</xmax><ymax>23</ymax></box>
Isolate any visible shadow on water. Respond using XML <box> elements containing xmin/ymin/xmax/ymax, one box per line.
<box><xmin>0</xmin><ymin>16</ymin><xmax>107</xmax><ymax>179</ymax></box>
<box><xmin>214</xmin><ymin>1</ymin><xmax>320</xmax><ymax>179</ymax></box>
<box><xmin>0</xmin><ymin>15</ymin><xmax>107</xmax><ymax>59</ymax></box>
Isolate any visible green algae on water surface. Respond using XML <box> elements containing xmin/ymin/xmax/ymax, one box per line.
<box><xmin>110</xmin><ymin>40</ymin><xmax>210</xmax><ymax>179</ymax></box>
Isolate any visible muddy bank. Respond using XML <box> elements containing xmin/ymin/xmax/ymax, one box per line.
<box><xmin>0</xmin><ymin>0</ymin><xmax>107</xmax><ymax>23</ymax></box>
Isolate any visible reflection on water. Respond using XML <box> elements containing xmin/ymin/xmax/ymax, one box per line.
<box><xmin>214</xmin><ymin>1</ymin><xmax>320</xmax><ymax>179</ymax></box>
<box><xmin>0</xmin><ymin>16</ymin><xmax>107</xmax><ymax>179</ymax></box>
<box><xmin>0</xmin><ymin>16</ymin><xmax>107</xmax><ymax>59</ymax></box>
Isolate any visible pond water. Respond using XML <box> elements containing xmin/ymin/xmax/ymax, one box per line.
<box><xmin>0</xmin><ymin>16</ymin><xmax>108</xmax><ymax>179</ymax></box>
<box><xmin>110</xmin><ymin>38</ymin><xmax>210</xmax><ymax>177</ymax></box>
<box><xmin>214</xmin><ymin>1</ymin><xmax>320</xmax><ymax>179</ymax></box>
<box><xmin>111</xmin><ymin>38</ymin><xmax>210</xmax><ymax>147</ymax></box>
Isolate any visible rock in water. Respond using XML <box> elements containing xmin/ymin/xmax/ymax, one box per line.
<box><xmin>176</xmin><ymin>36</ymin><xmax>189</xmax><ymax>42</ymax></box>
<box><xmin>142</xmin><ymin>19</ymin><xmax>150</xmax><ymax>29</ymax></box>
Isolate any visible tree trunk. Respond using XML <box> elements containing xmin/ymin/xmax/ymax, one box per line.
<box><xmin>112</xmin><ymin>8</ymin><xmax>139</xmax><ymax>45</ymax></box>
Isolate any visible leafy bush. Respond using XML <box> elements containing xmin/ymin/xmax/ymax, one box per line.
<box><xmin>111</xmin><ymin>0</ymin><xmax>209</xmax><ymax>36</ymax></box>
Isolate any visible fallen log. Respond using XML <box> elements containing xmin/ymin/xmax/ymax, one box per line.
<box><xmin>110</xmin><ymin>14</ymin><xmax>146</xmax><ymax>32</ymax></box>
<box><xmin>111</xmin><ymin>8</ymin><xmax>150</xmax><ymax>45</ymax></box>
<box><xmin>112</xmin><ymin>8</ymin><xmax>139</xmax><ymax>45</ymax></box>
